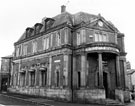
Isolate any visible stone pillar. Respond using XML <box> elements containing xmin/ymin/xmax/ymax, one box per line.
<box><xmin>28</xmin><ymin>71</ymin><xmax>31</xmax><ymax>86</ymax></box>
<box><xmin>35</xmin><ymin>69</ymin><xmax>38</xmax><ymax>87</ymax></box>
<box><xmin>25</xmin><ymin>69</ymin><xmax>28</xmax><ymax>87</ymax></box>
<box><xmin>123</xmin><ymin>59</ymin><xmax>128</xmax><ymax>89</ymax></box>
<box><xmin>63</xmin><ymin>54</ymin><xmax>69</xmax><ymax>87</ymax></box>
<box><xmin>18</xmin><ymin>72</ymin><xmax>20</xmax><ymax>87</ymax></box>
<box><xmin>17</xmin><ymin>63</ymin><xmax>21</xmax><ymax>86</ymax></box>
<box><xmin>98</xmin><ymin>53</ymin><xmax>103</xmax><ymax>88</ymax></box>
<box><xmin>116</xmin><ymin>56</ymin><xmax>121</xmax><ymax>88</ymax></box>
<box><xmin>48</xmin><ymin>56</ymin><xmax>52</xmax><ymax>87</ymax></box>
<box><xmin>81</xmin><ymin>53</ymin><xmax>86</xmax><ymax>87</ymax></box>
<box><xmin>39</xmin><ymin>71</ymin><xmax>42</xmax><ymax>87</ymax></box>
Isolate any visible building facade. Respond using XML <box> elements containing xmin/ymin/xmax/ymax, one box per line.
<box><xmin>0</xmin><ymin>55</ymin><xmax>12</xmax><ymax>91</ymax></box>
<box><xmin>126</xmin><ymin>61</ymin><xmax>135</xmax><ymax>92</ymax></box>
<box><xmin>9</xmin><ymin>6</ymin><xmax>128</xmax><ymax>103</ymax></box>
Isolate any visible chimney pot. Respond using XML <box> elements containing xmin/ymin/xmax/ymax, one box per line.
<box><xmin>61</xmin><ymin>5</ymin><xmax>66</xmax><ymax>13</ymax></box>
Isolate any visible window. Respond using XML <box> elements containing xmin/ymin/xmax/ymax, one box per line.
<box><xmin>77</xmin><ymin>32</ymin><xmax>81</xmax><ymax>45</ymax></box>
<box><xmin>32</xmin><ymin>41</ymin><xmax>37</xmax><ymax>53</ymax></box>
<box><xmin>16</xmin><ymin>47</ymin><xmax>20</xmax><ymax>57</ymax></box>
<box><xmin>41</xmin><ymin>70</ymin><xmax>47</xmax><ymax>86</ymax></box>
<box><xmin>77</xmin><ymin>29</ymin><xmax>86</xmax><ymax>45</ymax></box>
<box><xmin>94</xmin><ymin>33</ymin><xmax>108</xmax><ymax>42</ymax></box>
<box><xmin>43</xmin><ymin>36</ymin><xmax>49</xmax><ymax>50</ymax></box>
<box><xmin>23</xmin><ymin>44</ymin><xmax>27</xmax><ymax>56</ymax></box>
<box><xmin>50</xmin><ymin>34</ymin><xmax>53</xmax><ymax>47</ymax></box>
<box><xmin>81</xmin><ymin>29</ymin><xmax>86</xmax><ymax>43</ymax></box>
<box><xmin>56</xmin><ymin>71</ymin><xmax>60</xmax><ymax>87</ymax></box>
<box><xmin>20</xmin><ymin>73</ymin><xmax>25</xmax><ymax>87</ymax></box>
<box><xmin>56</xmin><ymin>32</ymin><xmax>61</xmax><ymax>46</ymax></box>
<box><xmin>30</xmin><ymin>72</ymin><xmax>35</xmax><ymax>86</ymax></box>
<box><xmin>78</xmin><ymin>71</ymin><xmax>81</xmax><ymax>88</ymax></box>
<box><xmin>64</xmin><ymin>28</ymin><xmax>68</xmax><ymax>44</ymax></box>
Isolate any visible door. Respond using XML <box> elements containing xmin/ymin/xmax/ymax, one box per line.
<box><xmin>103</xmin><ymin>72</ymin><xmax>109</xmax><ymax>98</ymax></box>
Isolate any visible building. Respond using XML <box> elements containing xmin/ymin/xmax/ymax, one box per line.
<box><xmin>9</xmin><ymin>5</ymin><xmax>128</xmax><ymax>103</ymax></box>
<box><xmin>126</xmin><ymin>61</ymin><xmax>135</xmax><ymax>92</ymax></box>
<box><xmin>0</xmin><ymin>55</ymin><xmax>13</xmax><ymax>91</ymax></box>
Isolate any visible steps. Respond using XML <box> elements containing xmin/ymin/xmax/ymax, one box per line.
<box><xmin>105</xmin><ymin>99</ymin><xmax>125</xmax><ymax>106</ymax></box>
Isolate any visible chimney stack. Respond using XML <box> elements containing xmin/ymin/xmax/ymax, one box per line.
<box><xmin>61</xmin><ymin>5</ymin><xmax>66</xmax><ymax>13</ymax></box>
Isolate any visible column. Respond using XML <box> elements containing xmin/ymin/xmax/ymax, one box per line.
<box><xmin>25</xmin><ymin>69</ymin><xmax>28</xmax><ymax>87</ymax></box>
<box><xmin>17</xmin><ymin>73</ymin><xmax>20</xmax><ymax>87</ymax></box>
<box><xmin>81</xmin><ymin>53</ymin><xmax>86</xmax><ymax>87</ymax></box>
<box><xmin>28</xmin><ymin>71</ymin><xmax>31</xmax><ymax>86</ymax></box>
<box><xmin>123</xmin><ymin>58</ymin><xmax>128</xmax><ymax>89</ymax></box>
<box><xmin>63</xmin><ymin>54</ymin><xmax>69</xmax><ymax>87</ymax></box>
<box><xmin>34</xmin><ymin>69</ymin><xmax>38</xmax><ymax>87</ymax></box>
<box><xmin>48</xmin><ymin>56</ymin><xmax>52</xmax><ymax>87</ymax></box>
<box><xmin>98</xmin><ymin>53</ymin><xmax>103</xmax><ymax>88</ymax></box>
<box><xmin>116</xmin><ymin>56</ymin><xmax>121</xmax><ymax>88</ymax></box>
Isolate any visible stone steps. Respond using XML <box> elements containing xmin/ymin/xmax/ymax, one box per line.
<box><xmin>105</xmin><ymin>99</ymin><xmax>124</xmax><ymax>106</ymax></box>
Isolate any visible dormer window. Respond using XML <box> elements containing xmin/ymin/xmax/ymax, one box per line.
<box><xmin>34</xmin><ymin>23</ymin><xmax>43</xmax><ymax>34</ymax></box>
<box><xmin>44</xmin><ymin>18</ymin><xmax>55</xmax><ymax>31</ymax></box>
<box><xmin>26</xmin><ymin>27</ymin><xmax>34</xmax><ymax>38</ymax></box>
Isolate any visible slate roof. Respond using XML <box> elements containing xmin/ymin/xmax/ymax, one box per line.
<box><xmin>16</xmin><ymin>11</ymin><xmax>116</xmax><ymax>43</ymax></box>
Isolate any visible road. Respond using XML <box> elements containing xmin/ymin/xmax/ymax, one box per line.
<box><xmin>0</xmin><ymin>92</ymin><xmax>135</xmax><ymax>106</ymax></box>
<box><xmin>0</xmin><ymin>93</ymin><xmax>42</xmax><ymax>106</ymax></box>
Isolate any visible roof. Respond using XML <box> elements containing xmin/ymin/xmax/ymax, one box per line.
<box><xmin>73</xmin><ymin>12</ymin><xmax>98</xmax><ymax>25</ymax></box>
<box><xmin>16</xmin><ymin>11</ymin><xmax>117</xmax><ymax>43</ymax></box>
<box><xmin>127</xmin><ymin>69</ymin><xmax>135</xmax><ymax>75</ymax></box>
<box><xmin>2</xmin><ymin>55</ymin><xmax>13</xmax><ymax>59</ymax></box>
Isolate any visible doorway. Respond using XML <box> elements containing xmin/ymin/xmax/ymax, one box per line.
<box><xmin>103</xmin><ymin>72</ymin><xmax>109</xmax><ymax>98</ymax></box>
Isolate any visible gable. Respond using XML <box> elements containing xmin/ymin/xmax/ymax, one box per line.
<box><xmin>85</xmin><ymin>18</ymin><xmax>117</xmax><ymax>32</ymax></box>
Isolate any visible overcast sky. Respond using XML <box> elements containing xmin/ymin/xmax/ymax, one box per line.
<box><xmin>0</xmin><ymin>0</ymin><xmax>135</xmax><ymax>68</ymax></box>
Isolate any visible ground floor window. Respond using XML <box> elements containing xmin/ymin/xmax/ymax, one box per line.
<box><xmin>20</xmin><ymin>73</ymin><xmax>25</xmax><ymax>87</ymax></box>
<box><xmin>78</xmin><ymin>71</ymin><xmax>81</xmax><ymax>88</ymax></box>
<box><xmin>56</xmin><ymin>71</ymin><xmax>60</xmax><ymax>87</ymax></box>
<box><xmin>41</xmin><ymin>69</ymin><xmax>47</xmax><ymax>86</ymax></box>
<box><xmin>30</xmin><ymin>72</ymin><xmax>35</xmax><ymax>86</ymax></box>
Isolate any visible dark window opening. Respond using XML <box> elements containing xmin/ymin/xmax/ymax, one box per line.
<box><xmin>41</xmin><ymin>70</ymin><xmax>47</xmax><ymax>86</ymax></box>
<box><xmin>56</xmin><ymin>71</ymin><xmax>60</xmax><ymax>87</ymax></box>
<box><xmin>78</xmin><ymin>71</ymin><xmax>81</xmax><ymax>88</ymax></box>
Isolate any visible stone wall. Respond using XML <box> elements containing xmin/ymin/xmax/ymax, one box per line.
<box><xmin>8</xmin><ymin>87</ymin><xmax>72</xmax><ymax>101</ymax></box>
<box><xmin>73</xmin><ymin>89</ymin><xmax>105</xmax><ymax>103</ymax></box>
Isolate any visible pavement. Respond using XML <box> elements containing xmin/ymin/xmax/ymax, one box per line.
<box><xmin>1</xmin><ymin>91</ymin><xmax>135</xmax><ymax>106</ymax></box>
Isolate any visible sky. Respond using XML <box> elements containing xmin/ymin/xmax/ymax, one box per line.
<box><xmin>0</xmin><ymin>0</ymin><xmax>135</xmax><ymax>68</ymax></box>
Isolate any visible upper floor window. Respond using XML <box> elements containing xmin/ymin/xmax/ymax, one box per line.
<box><xmin>77</xmin><ymin>32</ymin><xmax>81</xmax><ymax>45</ymax></box>
<box><xmin>32</xmin><ymin>41</ymin><xmax>37</xmax><ymax>53</ymax></box>
<box><xmin>94</xmin><ymin>33</ymin><xmax>108</xmax><ymax>42</ymax></box>
<box><xmin>23</xmin><ymin>44</ymin><xmax>27</xmax><ymax>56</ymax></box>
<box><xmin>76</xmin><ymin>29</ymin><xmax>86</xmax><ymax>45</ymax></box>
<box><xmin>16</xmin><ymin>45</ymin><xmax>22</xmax><ymax>57</ymax></box>
<box><xmin>43</xmin><ymin>36</ymin><xmax>49</xmax><ymax>50</ymax></box>
<box><xmin>64</xmin><ymin>28</ymin><xmax>68</xmax><ymax>44</ymax></box>
<box><xmin>56</xmin><ymin>31</ymin><xmax>61</xmax><ymax>46</ymax></box>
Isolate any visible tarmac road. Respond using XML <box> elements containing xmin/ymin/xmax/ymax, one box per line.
<box><xmin>0</xmin><ymin>93</ymin><xmax>42</xmax><ymax>106</ymax></box>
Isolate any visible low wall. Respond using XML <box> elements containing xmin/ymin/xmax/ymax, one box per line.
<box><xmin>115</xmin><ymin>89</ymin><xmax>131</xmax><ymax>103</ymax></box>
<box><xmin>8</xmin><ymin>86</ymin><xmax>72</xmax><ymax>101</ymax></box>
<box><xmin>73</xmin><ymin>89</ymin><xmax>105</xmax><ymax>104</ymax></box>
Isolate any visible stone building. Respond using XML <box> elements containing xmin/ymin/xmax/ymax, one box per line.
<box><xmin>0</xmin><ymin>55</ymin><xmax>13</xmax><ymax>91</ymax></box>
<box><xmin>9</xmin><ymin>5</ymin><xmax>128</xmax><ymax>103</ymax></box>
